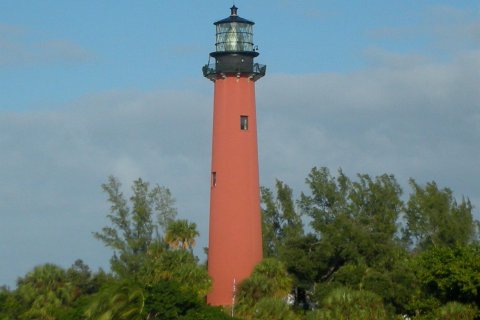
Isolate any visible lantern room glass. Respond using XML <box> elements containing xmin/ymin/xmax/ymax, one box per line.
<box><xmin>215</xmin><ymin>22</ymin><xmax>253</xmax><ymax>52</ymax></box>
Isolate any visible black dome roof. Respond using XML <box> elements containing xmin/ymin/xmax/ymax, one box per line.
<box><xmin>214</xmin><ymin>6</ymin><xmax>255</xmax><ymax>25</ymax></box>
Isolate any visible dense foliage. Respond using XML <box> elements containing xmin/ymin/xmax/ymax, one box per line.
<box><xmin>1</xmin><ymin>169</ymin><xmax>479</xmax><ymax>319</ymax></box>
<box><xmin>260</xmin><ymin>167</ymin><xmax>479</xmax><ymax>319</ymax></box>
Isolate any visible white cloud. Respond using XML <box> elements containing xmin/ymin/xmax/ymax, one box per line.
<box><xmin>428</xmin><ymin>6</ymin><xmax>480</xmax><ymax>52</ymax></box>
<box><xmin>0</xmin><ymin>24</ymin><xmax>93</xmax><ymax>66</ymax></box>
<box><xmin>0</xmin><ymin>89</ymin><xmax>212</xmax><ymax>287</ymax></box>
<box><xmin>363</xmin><ymin>47</ymin><xmax>428</xmax><ymax>68</ymax></box>
<box><xmin>257</xmin><ymin>49</ymin><xmax>480</xmax><ymax>201</ymax></box>
<box><xmin>368</xmin><ymin>4</ymin><xmax>480</xmax><ymax>56</ymax></box>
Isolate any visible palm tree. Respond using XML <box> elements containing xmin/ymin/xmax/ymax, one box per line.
<box><xmin>165</xmin><ymin>220</ymin><xmax>199</xmax><ymax>252</ymax></box>
<box><xmin>236</xmin><ymin>258</ymin><xmax>293</xmax><ymax>318</ymax></box>
<box><xmin>85</xmin><ymin>281</ymin><xmax>144</xmax><ymax>320</ymax></box>
<box><xmin>308</xmin><ymin>287</ymin><xmax>388</xmax><ymax>320</ymax></box>
<box><xmin>16</xmin><ymin>263</ymin><xmax>75</xmax><ymax>319</ymax></box>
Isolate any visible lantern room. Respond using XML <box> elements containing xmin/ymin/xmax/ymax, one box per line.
<box><xmin>203</xmin><ymin>6</ymin><xmax>266</xmax><ymax>81</ymax></box>
<box><xmin>214</xmin><ymin>5</ymin><xmax>256</xmax><ymax>54</ymax></box>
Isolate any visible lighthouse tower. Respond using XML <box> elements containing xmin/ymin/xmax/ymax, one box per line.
<box><xmin>203</xmin><ymin>6</ymin><xmax>266</xmax><ymax>306</ymax></box>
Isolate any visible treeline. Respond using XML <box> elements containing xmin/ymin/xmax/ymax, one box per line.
<box><xmin>259</xmin><ymin>167</ymin><xmax>480</xmax><ymax>319</ymax></box>
<box><xmin>1</xmin><ymin>168</ymin><xmax>479</xmax><ymax>319</ymax></box>
<box><xmin>0</xmin><ymin>177</ymin><xmax>229</xmax><ymax>320</ymax></box>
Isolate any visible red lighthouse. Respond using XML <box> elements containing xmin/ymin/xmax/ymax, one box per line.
<box><xmin>203</xmin><ymin>6</ymin><xmax>266</xmax><ymax>306</ymax></box>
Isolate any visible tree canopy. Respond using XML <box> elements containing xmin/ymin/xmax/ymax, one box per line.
<box><xmin>1</xmin><ymin>170</ymin><xmax>479</xmax><ymax>319</ymax></box>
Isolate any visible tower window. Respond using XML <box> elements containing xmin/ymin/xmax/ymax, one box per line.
<box><xmin>240</xmin><ymin>115</ymin><xmax>248</xmax><ymax>130</ymax></box>
<box><xmin>211</xmin><ymin>172</ymin><xmax>217</xmax><ymax>187</ymax></box>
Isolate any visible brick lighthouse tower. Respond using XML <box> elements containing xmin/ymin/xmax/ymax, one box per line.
<box><xmin>203</xmin><ymin>6</ymin><xmax>266</xmax><ymax>306</ymax></box>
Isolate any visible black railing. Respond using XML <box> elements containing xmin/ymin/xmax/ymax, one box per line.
<box><xmin>203</xmin><ymin>62</ymin><xmax>266</xmax><ymax>81</ymax></box>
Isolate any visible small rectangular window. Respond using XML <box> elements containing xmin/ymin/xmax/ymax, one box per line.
<box><xmin>211</xmin><ymin>172</ymin><xmax>217</xmax><ymax>187</ymax></box>
<box><xmin>240</xmin><ymin>115</ymin><xmax>248</xmax><ymax>130</ymax></box>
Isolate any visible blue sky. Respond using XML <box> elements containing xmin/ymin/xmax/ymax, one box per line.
<box><xmin>0</xmin><ymin>1</ymin><xmax>479</xmax><ymax>287</ymax></box>
<box><xmin>3</xmin><ymin>0</ymin><xmax>475</xmax><ymax>109</ymax></box>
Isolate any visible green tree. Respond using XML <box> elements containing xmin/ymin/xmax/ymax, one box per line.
<box><xmin>143</xmin><ymin>280</ymin><xmax>234</xmax><ymax>320</ymax></box>
<box><xmin>261</xmin><ymin>185</ymin><xmax>282</xmax><ymax>257</ymax></box>
<box><xmin>94</xmin><ymin>176</ymin><xmax>177</xmax><ymax>277</ymax></box>
<box><xmin>299</xmin><ymin>167</ymin><xmax>404</xmax><ymax>272</ymax></box>
<box><xmin>277</xmin><ymin>233</ymin><xmax>319</xmax><ymax>302</ymax></box>
<box><xmin>235</xmin><ymin>258</ymin><xmax>293</xmax><ymax>318</ymax></box>
<box><xmin>251</xmin><ymin>298</ymin><xmax>299</xmax><ymax>320</ymax></box>
<box><xmin>15</xmin><ymin>264</ymin><xmax>75</xmax><ymax>320</ymax></box>
<box><xmin>165</xmin><ymin>219</ymin><xmax>199</xmax><ymax>252</ymax></box>
<box><xmin>261</xmin><ymin>180</ymin><xmax>303</xmax><ymax>258</ymax></box>
<box><xmin>433</xmin><ymin>302</ymin><xmax>477</xmax><ymax>320</ymax></box>
<box><xmin>142</xmin><ymin>249</ymin><xmax>211</xmax><ymax>297</ymax></box>
<box><xmin>297</xmin><ymin>167</ymin><xmax>417</xmax><ymax>315</ymax></box>
<box><xmin>0</xmin><ymin>286</ymin><xmax>23</xmax><ymax>320</ymax></box>
<box><xmin>416</xmin><ymin>244</ymin><xmax>480</xmax><ymax>308</ymax></box>
<box><xmin>261</xmin><ymin>180</ymin><xmax>316</xmax><ymax>306</ymax></box>
<box><xmin>307</xmin><ymin>287</ymin><xmax>389</xmax><ymax>320</ymax></box>
<box><xmin>66</xmin><ymin>259</ymin><xmax>110</xmax><ymax>298</ymax></box>
<box><xmin>142</xmin><ymin>280</ymin><xmax>198</xmax><ymax>319</ymax></box>
<box><xmin>85</xmin><ymin>280</ymin><xmax>144</xmax><ymax>320</ymax></box>
<box><xmin>88</xmin><ymin>177</ymin><xmax>212</xmax><ymax>319</ymax></box>
<box><xmin>298</xmin><ymin>167</ymin><xmax>405</xmax><ymax>286</ymax></box>
<box><xmin>403</xmin><ymin>180</ymin><xmax>478</xmax><ymax>251</ymax></box>
<box><xmin>0</xmin><ymin>261</ymin><xmax>107</xmax><ymax>320</ymax></box>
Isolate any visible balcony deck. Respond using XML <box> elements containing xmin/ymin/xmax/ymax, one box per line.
<box><xmin>202</xmin><ymin>62</ymin><xmax>266</xmax><ymax>81</ymax></box>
